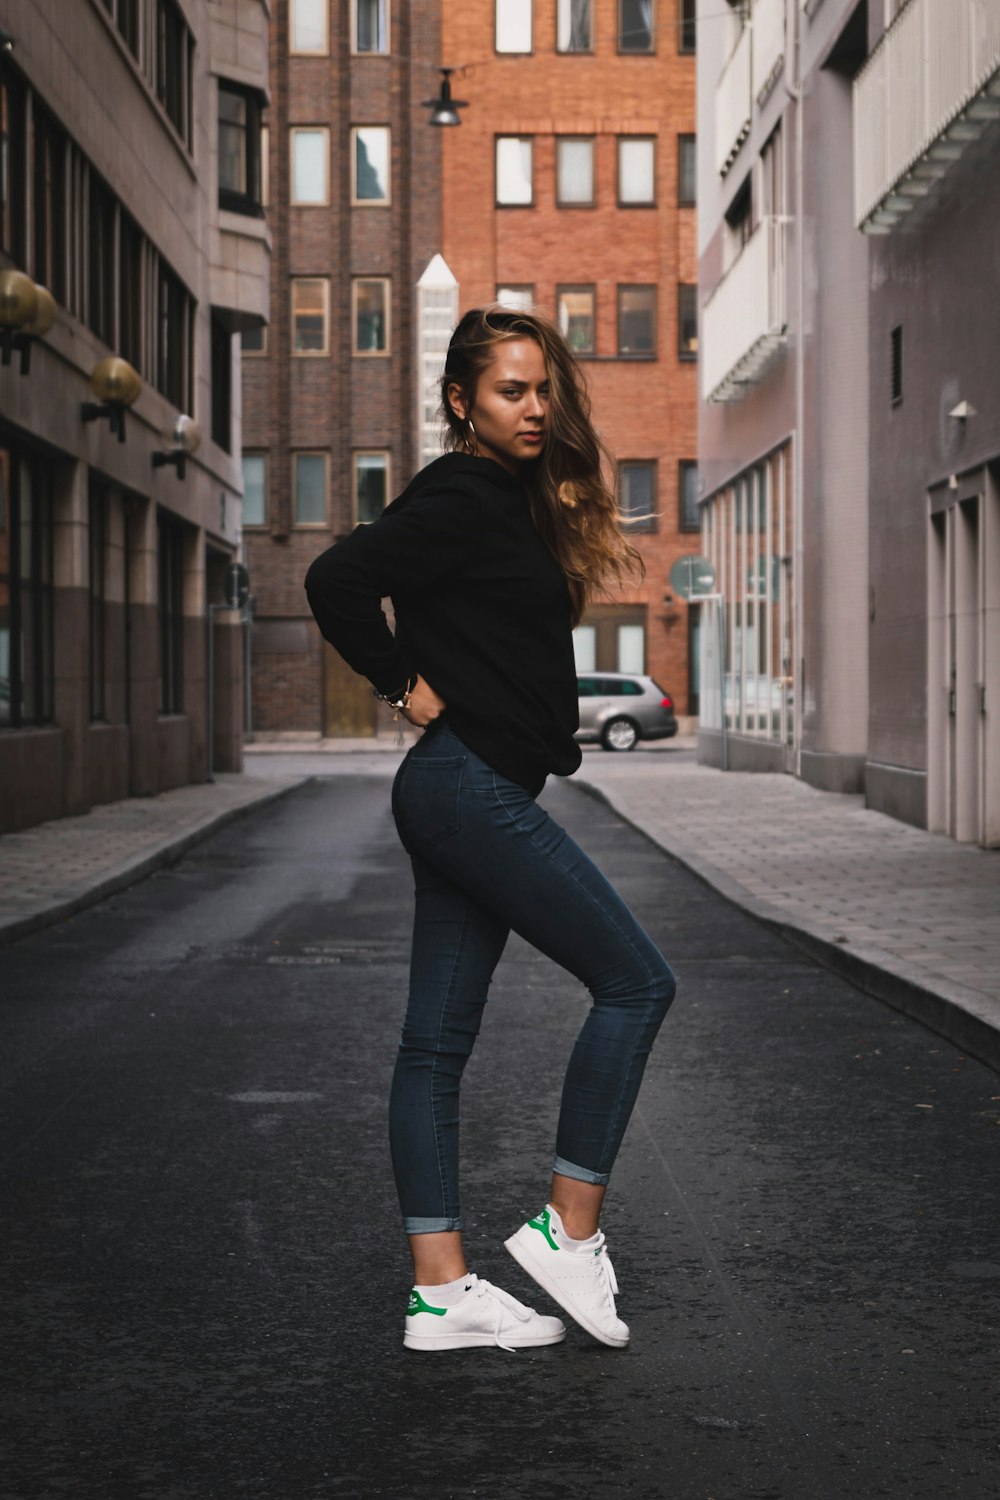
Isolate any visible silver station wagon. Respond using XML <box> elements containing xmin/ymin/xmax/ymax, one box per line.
<box><xmin>576</xmin><ymin>673</ymin><xmax>679</xmax><ymax>752</ymax></box>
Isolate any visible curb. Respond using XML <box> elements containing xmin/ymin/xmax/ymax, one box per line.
<box><xmin>0</xmin><ymin>778</ymin><xmax>309</xmax><ymax>948</ymax></box>
<box><xmin>574</xmin><ymin>776</ymin><xmax>1000</xmax><ymax>1077</ymax></box>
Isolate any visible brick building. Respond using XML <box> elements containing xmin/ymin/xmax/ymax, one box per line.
<box><xmin>241</xmin><ymin>0</ymin><xmax>443</xmax><ymax>737</ymax></box>
<box><xmin>441</xmin><ymin>0</ymin><xmax>699</xmax><ymax>714</ymax></box>
<box><xmin>0</xmin><ymin>0</ymin><xmax>267</xmax><ymax>834</ymax></box>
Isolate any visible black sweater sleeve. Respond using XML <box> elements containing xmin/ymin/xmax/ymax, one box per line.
<box><xmin>304</xmin><ymin>483</ymin><xmax>481</xmax><ymax>696</ymax></box>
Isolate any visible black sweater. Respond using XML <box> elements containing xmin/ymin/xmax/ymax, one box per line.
<box><xmin>304</xmin><ymin>453</ymin><xmax>582</xmax><ymax>792</ymax></box>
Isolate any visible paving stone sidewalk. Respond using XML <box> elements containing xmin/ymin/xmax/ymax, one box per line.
<box><xmin>574</xmin><ymin>755</ymin><xmax>1000</xmax><ymax>1072</ymax></box>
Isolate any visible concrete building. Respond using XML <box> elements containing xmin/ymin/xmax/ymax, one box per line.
<box><xmin>240</xmin><ymin>0</ymin><xmax>443</xmax><ymax>739</ymax></box>
<box><xmin>696</xmin><ymin>0</ymin><xmax>999</xmax><ymax>847</ymax></box>
<box><xmin>0</xmin><ymin>0</ymin><xmax>268</xmax><ymax>834</ymax></box>
<box><xmin>441</xmin><ymin>0</ymin><xmax>699</xmax><ymax>712</ymax></box>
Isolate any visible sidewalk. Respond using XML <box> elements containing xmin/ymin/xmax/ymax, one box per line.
<box><xmin>2</xmin><ymin>737</ymin><xmax>998</xmax><ymax>1073</ymax></box>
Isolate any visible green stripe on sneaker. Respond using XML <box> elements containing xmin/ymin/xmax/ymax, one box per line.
<box><xmin>528</xmin><ymin>1207</ymin><xmax>560</xmax><ymax>1251</ymax></box>
<box><xmin>407</xmin><ymin>1289</ymin><xmax>447</xmax><ymax>1317</ymax></box>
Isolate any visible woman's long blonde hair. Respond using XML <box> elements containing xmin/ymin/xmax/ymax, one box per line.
<box><xmin>440</xmin><ymin>306</ymin><xmax>643</xmax><ymax>624</ymax></box>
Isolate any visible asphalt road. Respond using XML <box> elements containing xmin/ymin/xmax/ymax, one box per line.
<box><xmin>2</xmin><ymin>776</ymin><xmax>999</xmax><ymax>1500</ymax></box>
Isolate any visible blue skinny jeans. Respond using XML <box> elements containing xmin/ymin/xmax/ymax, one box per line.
<box><xmin>389</xmin><ymin>722</ymin><xmax>677</xmax><ymax>1234</ymax></box>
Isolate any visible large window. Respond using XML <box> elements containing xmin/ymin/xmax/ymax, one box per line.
<box><xmin>157</xmin><ymin>513</ymin><xmax>185</xmax><ymax>715</ymax></box>
<box><xmin>619</xmin><ymin>462</ymin><xmax>657</xmax><ymax>533</ymax></box>
<box><xmin>496</xmin><ymin>137</ymin><xmax>533</xmax><ymax>205</ymax></box>
<box><xmin>679</xmin><ymin>460</ymin><xmax>700</xmax><ymax>531</ymax></box>
<box><xmin>156</xmin><ymin>0</ymin><xmax>192</xmax><ymax>147</ymax></box>
<box><xmin>353</xmin><ymin>0</ymin><xmax>389</xmax><ymax>53</ymax></box>
<box><xmin>32</xmin><ymin>102</ymin><xmax>67</xmax><ymax>303</ymax></box>
<box><xmin>354</xmin><ymin>453</ymin><xmax>390</xmax><ymax>524</ymax></box>
<box><xmin>0</xmin><ymin>60</ymin><xmax>27</xmax><ymax>263</ymax></box>
<box><xmin>291</xmin><ymin>128</ymin><xmax>329</xmax><ymax>204</ymax></box>
<box><xmin>292</xmin><ymin>277</ymin><xmax>329</xmax><ymax>354</ymax></box>
<box><xmin>241</xmin><ymin>454</ymin><xmax>267</xmax><ymax>527</ymax></box>
<box><xmin>157</xmin><ymin>259</ymin><xmax>192</xmax><ymax>408</ymax></box>
<box><xmin>88</xmin><ymin>481</ymin><xmax>108</xmax><ymax>721</ymax></box>
<box><xmin>620</xmin><ymin>0</ymin><xmax>654</xmax><ymax>52</ymax></box>
<box><xmin>678</xmin><ymin>133</ymin><xmax>696</xmax><ymax>205</ymax></box>
<box><xmin>0</xmin><ymin>445</ymin><xmax>54</xmax><ymax>729</ymax></box>
<box><xmin>556</xmin><ymin>138</ymin><xmax>594</xmax><ymax>206</ymax></box>
<box><xmin>353</xmin><ymin>278</ymin><xmax>389</xmax><ymax>353</ymax></box>
<box><xmin>103</xmin><ymin>0</ymin><xmax>140</xmax><ymax>57</ymax></box>
<box><xmin>678</xmin><ymin>283</ymin><xmax>698</xmax><ymax>360</ymax></box>
<box><xmin>351</xmin><ymin>126</ymin><xmax>390</xmax><ymax>203</ymax></box>
<box><xmin>618</xmin><ymin>137</ymin><xmax>655</xmax><ymax>205</ymax></box>
<box><xmin>218</xmin><ymin>83</ymin><xmax>263</xmax><ymax>216</ymax></box>
<box><xmin>558</xmin><ymin>0</ymin><xmax>593</xmax><ymax>50</ymax></box>
<box><xmin>618</xmin><ymin>285</ymin><xmax>656</xmax><ymax>356</ymax></box>
<box><xmin>211</xmin><ymin>315</ymin><xmax>233</xmax><ymax>453</ymax></box>
<box><xmin>291</xmin><ymin>0</ymin><xmax>329</xmax><ymax>53</ymax></box>
<box><xmin>293</xmin><ymin>453</ymin><xmax>327</xmax><ymax>526</ymax></box>
<box><xmin>119</xmin><ymin>211</ymin><xmax>143</xmax><ymax>370</ymax></box>
<box><xmin>87</xmin><ymin>169</ymin><xmax>116</xmax><ymax>346</ymax></box>
<box><xmin>679</xmin><ymin>0</ymin><xmax>696</xmax><ymax>53</ymax></box>
<box><xmin>557</xmin><ymin>286</ymin><xmax>596</xmax><ymax>354</ymax></box>
<box><xmin>496</xmin><ymin>0</ymin><xmax>533</xmax><ymax>52</ymax></box>
<box><xmin>496</xmin><ymin>285</ymin><xmax>535</xmax><ymax>310</ymax></box>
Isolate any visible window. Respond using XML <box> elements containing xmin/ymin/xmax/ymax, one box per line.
<box><xmin>353</xmin><ymin>0</ymin><xmax>388</xmax><ymax>53</ymax></box>
<box><xmin>891</xmin><ymin>324</ymin><xmax>902</xmax><ymax>405</ymax></box>
<box><xmin>678</xmin><ymin>283</ymin><xmax>698</xmax><ymax>360</ymax></box>
<box><xmin>103</xmin><ymin>0</ymin><xmax>140</xmax><ymax>57</ymax></box>
<box><xmin>294</xmin><ymin>453</ymin><xmax>327</xmax><ymax>526</ymax></box>
<box><xmin>87</xmin><ymin>169</ymin><xmax>116</xmax><ymax>346</ymax></box>
<box><xmin>619</xmin><ymin>462</ymin><xmax>657</xmax><ymax>532</ymax></box>
<box><xmin>260</xmin><ymin>125</ymin><xmax>270</xmax><ymax>207</ymax></box>
<box><xmin>157</xmin><ymin>259</ymin><xmax>192</xmax><ymax>408</ymax></box>
<box><xmin>241</xmin><ymin>454</ymin><xmax>267</xmax><ymax>527</ymax></box>
<box><xmin>618</xmin><ymin>137</ymin><xmax>655</xmax><ymax>205</ymax></box>
<box><xmin>557</xmin><ymin>138</ymin><xmax>594</xmax><ymax>206</ymax></box>
<box><xmin>353</xmin><ymin>278</ymin><xmax>389</xmax><ymax>353</ymax></box>
<box><xmin>620</xmin><ymin>0</ymin><xmax>654</xmax><ymax>52</ymax></box>
<box><xmin>573</xmin><ymin>626</ymin><xmax>596</xmax><ymax>672</ymax></box>
<box><xmin>211</xmin><ymin>315</ymin><xmax>233</xmax><ymax>453</ymax></box>
<box><xmin>32</xmin><ymin>103</ymin><xmax>67</xmax><ymax>303</ymax></box>
<box><xmin>679</xmin><ymin>461</ymin><xmax>700</xmax><ymax>531</ymax></box>
<box><xmin>241</xmin><ymin>324</ymin><xmax>267</xmax><ymax>355</ymax></box>
<box><xmin>88</xmin><ymin>481</ymin><xmax>108</xmax><ymax>721</ymax></box>
<box><xmin>496</xmin><ymin>285</ymin><xmax>535</xmax><ymax>310</ymax></box>
<box><xmin>496</xmin><ymin>137</ymin><xmax>533</xmax><ymax>205</ymax></box>
<box><xmin>157</xmin><ymin>513</ymin><xmax>185</xmax><ymax>715</ymax></box>
<box><xmin>678</xmin><ymin>133</ymin><xmax>696</xmax><ymax>205</ymax></box>
<box><xmin>1</xmin><ymin>60</ymin><xmax>27</xmax><ymax>263</ymax></box>
<box><xmin>291</xmin><ymin>128</ymin><xmax>328</xmax><ymax>204</ymax></box>
<box><xmin>618</xmin><ymin>285</ymin><xmax>656</xmax><ymax>356</ymax></box>
<box><xmin>291</xmin><ymin>0</ymin><xmax>328</xmax><ymax>53</ymax></box>
<box><xmin>557</xmin><ymin>286</ymin><xmax>596</xmax><ymax>354</ymax></box>
<box><xmin>496</xmin><ymin>0</ymin><xmax>532</xmax><ymax>52</ymax></box>
<box><xmin>292</xmin><ymin>277</ymin><xmax>329</xmax><ymax>354</ymax></box>
<box><xmin>0</xmin><ymin>445</ymin><xmax>54</xmax><ymax>729</ymax></box>
<box><xmin>558</xmin><ymin>0</ymin><xmax>593</xmax><ymax>51</ymax></box>
<box><xmin>156</xmin><ymin>0</ymin><xmax>192</xmax><ymax>147</ymax></box>
<box><xmin>218</xmin><ymin>83</ymin><xmax>263</xmax><ymax>216</ymax></box>
<box><xmin>119</xmin><ymin>211</ymin><xmax>143</xmax><ymax>370</ymax></box>
<box><xmin>618</xmin><ymin>624</ymin><xmax>645</xmax><ymax>674</ymax></box>
<box><xmin>679</xmin><ymin>0</ymin><xmax>696</xmax><ymax>53</ymax></box>
<box><xmin>352</xmin><ymin>126</ymin><xmax>390</xmax><ymax>203</ymax></box>
<box><xmin>354</xmin><ymin>452</ymin><xmax>390</xmax><ymax>524</ymax></box>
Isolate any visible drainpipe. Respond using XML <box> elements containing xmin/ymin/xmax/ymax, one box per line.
<box><xmin>784</xmin><ymin>0</ymin><xmax>805</xmax><ymax>776</ymax></box>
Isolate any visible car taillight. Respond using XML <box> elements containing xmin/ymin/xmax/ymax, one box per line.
<box><xmin>660</xmin><ymin>696</ymin><xmax>673</xmax><ymax>710</ymax></box>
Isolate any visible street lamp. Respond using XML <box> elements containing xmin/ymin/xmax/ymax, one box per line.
<box><xmin>81</xmin><ymin>356</ymin><xmax>142</xmax><ymax>442</ymax></box>
<box><xmin>153</xmin><ymin>414</ymin><xmax>202</xmax><ymax>479</ymax></box>
<box><xmin>423</xmin><ymin>69</ymin><xmax>468</xmax><ymax>127</ymax></box>
<box><xmin>0</xmin><ymin>269</ymin><xmax>39</xmax><ymax>370</ymax></box>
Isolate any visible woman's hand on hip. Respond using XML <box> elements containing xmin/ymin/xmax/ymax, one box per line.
<box><xmin>403</xmin><ymin>675</ymin><xmax>447</xmax><ymax>727</ymax></box>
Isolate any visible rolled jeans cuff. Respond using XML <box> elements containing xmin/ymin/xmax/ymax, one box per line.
<box><xmin>553</xmin><ymin>1153</ymin><xmax>611</xmax><ymax>1187</ymax></box>
<box><xmin>404</xmin><ymin>1216</ymin><xmax>463</xmax><ymax>1234</ymax></box>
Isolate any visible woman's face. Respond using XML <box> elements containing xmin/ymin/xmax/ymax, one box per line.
<box><xmin>448</xmin><ymin>337</ymin><xmax>550</xmax><ymax>475</ymax></box>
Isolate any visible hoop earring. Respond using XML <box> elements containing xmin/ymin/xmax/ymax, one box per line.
<box><xmin>464</xmin><ymin>417</ymin><xmax>479</xmax><ymax>456</ymax></box>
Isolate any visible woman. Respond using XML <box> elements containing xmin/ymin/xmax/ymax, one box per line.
<box><xmin>305</xmin><ymin>307</ymin><xmax>676</xmax><ymax>1353</ymax></box>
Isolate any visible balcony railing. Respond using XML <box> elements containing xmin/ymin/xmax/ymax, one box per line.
<box><xmin>752</xmin><ymin>0</ymin><xmax>785</xmax><ymax>105</ymax></box>
<box><xmin>854</xmin><ymin>0</ymin><xmax>1000</xmax><ymax>231</ymax></box>
<box><xmin>716</xmin><ymin>24</ymin><xmax>752</xmax><ymax>177</ymax></box>
<box><xmin>702</xmin><ymin>217</ymin><xmax>787</xmax><ymax>404</ymax></box>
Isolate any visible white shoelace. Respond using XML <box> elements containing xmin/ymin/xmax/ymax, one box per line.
<box><xmin>468</xmin><ymin>1274</ymin><xmax>533</xmax><ymax>1353</ymax></box>
<box><xmin>591</xmin><ymin>1235</ymin><xmax>620</xmax><ymax>1307</ymax></box>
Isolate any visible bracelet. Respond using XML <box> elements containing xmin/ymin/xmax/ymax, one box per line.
<box><xmin>373</xmin><ymin>673</ymin><xmax>417</xmax><ymax>714</ymax></box>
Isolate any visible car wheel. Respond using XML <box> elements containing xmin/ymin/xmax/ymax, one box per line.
<box><xmin>601</xmin><ymin>717</ymin><xmax>639</xmax><ymax>752</ymax></box>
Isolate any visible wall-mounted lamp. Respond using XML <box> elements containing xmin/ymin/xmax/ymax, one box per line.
<box><xmin>0</xmin><ymin>269</ymin><xmax>40</xmax><ymax>371</ymax></box>
<box><xmin>81</xmin><ymin>356</ymin><xmax>142</xmax><ymax>442</ymax></box>
<box><xmin>0</xmin><ymin>29</ymin><xmax>15</xmax><ymax>52</ymax></box>
<box><xmin>153</xmin><ymin>414</ymin><xmax>201</xmax><ymax>479</ymax></box>
<box><xmin>948</xmin><ymin>400</ymin><xmax>977</xmax><ymax>421</ymax></box>
<box><xmin>423</xmin><ymin>69</ymin><xmax>468</xmax><ymax>127</ymax></box>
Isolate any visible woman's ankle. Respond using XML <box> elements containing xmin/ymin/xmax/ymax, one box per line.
<box><xmin>408</xmin><ymin>1228</ymin><xmax>467</xmax><ymax>1285</ymax></box>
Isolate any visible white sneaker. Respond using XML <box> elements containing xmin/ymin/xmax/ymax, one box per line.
<box><xmin>504</xmin><ymin>1206</ymin><xmax>630</xmax><ymax>1348</ymax></box>
<box><xmin>403</xmin><ymin>1273</ymin><xmax>566</xmax><ymax>1352</ymax></box>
